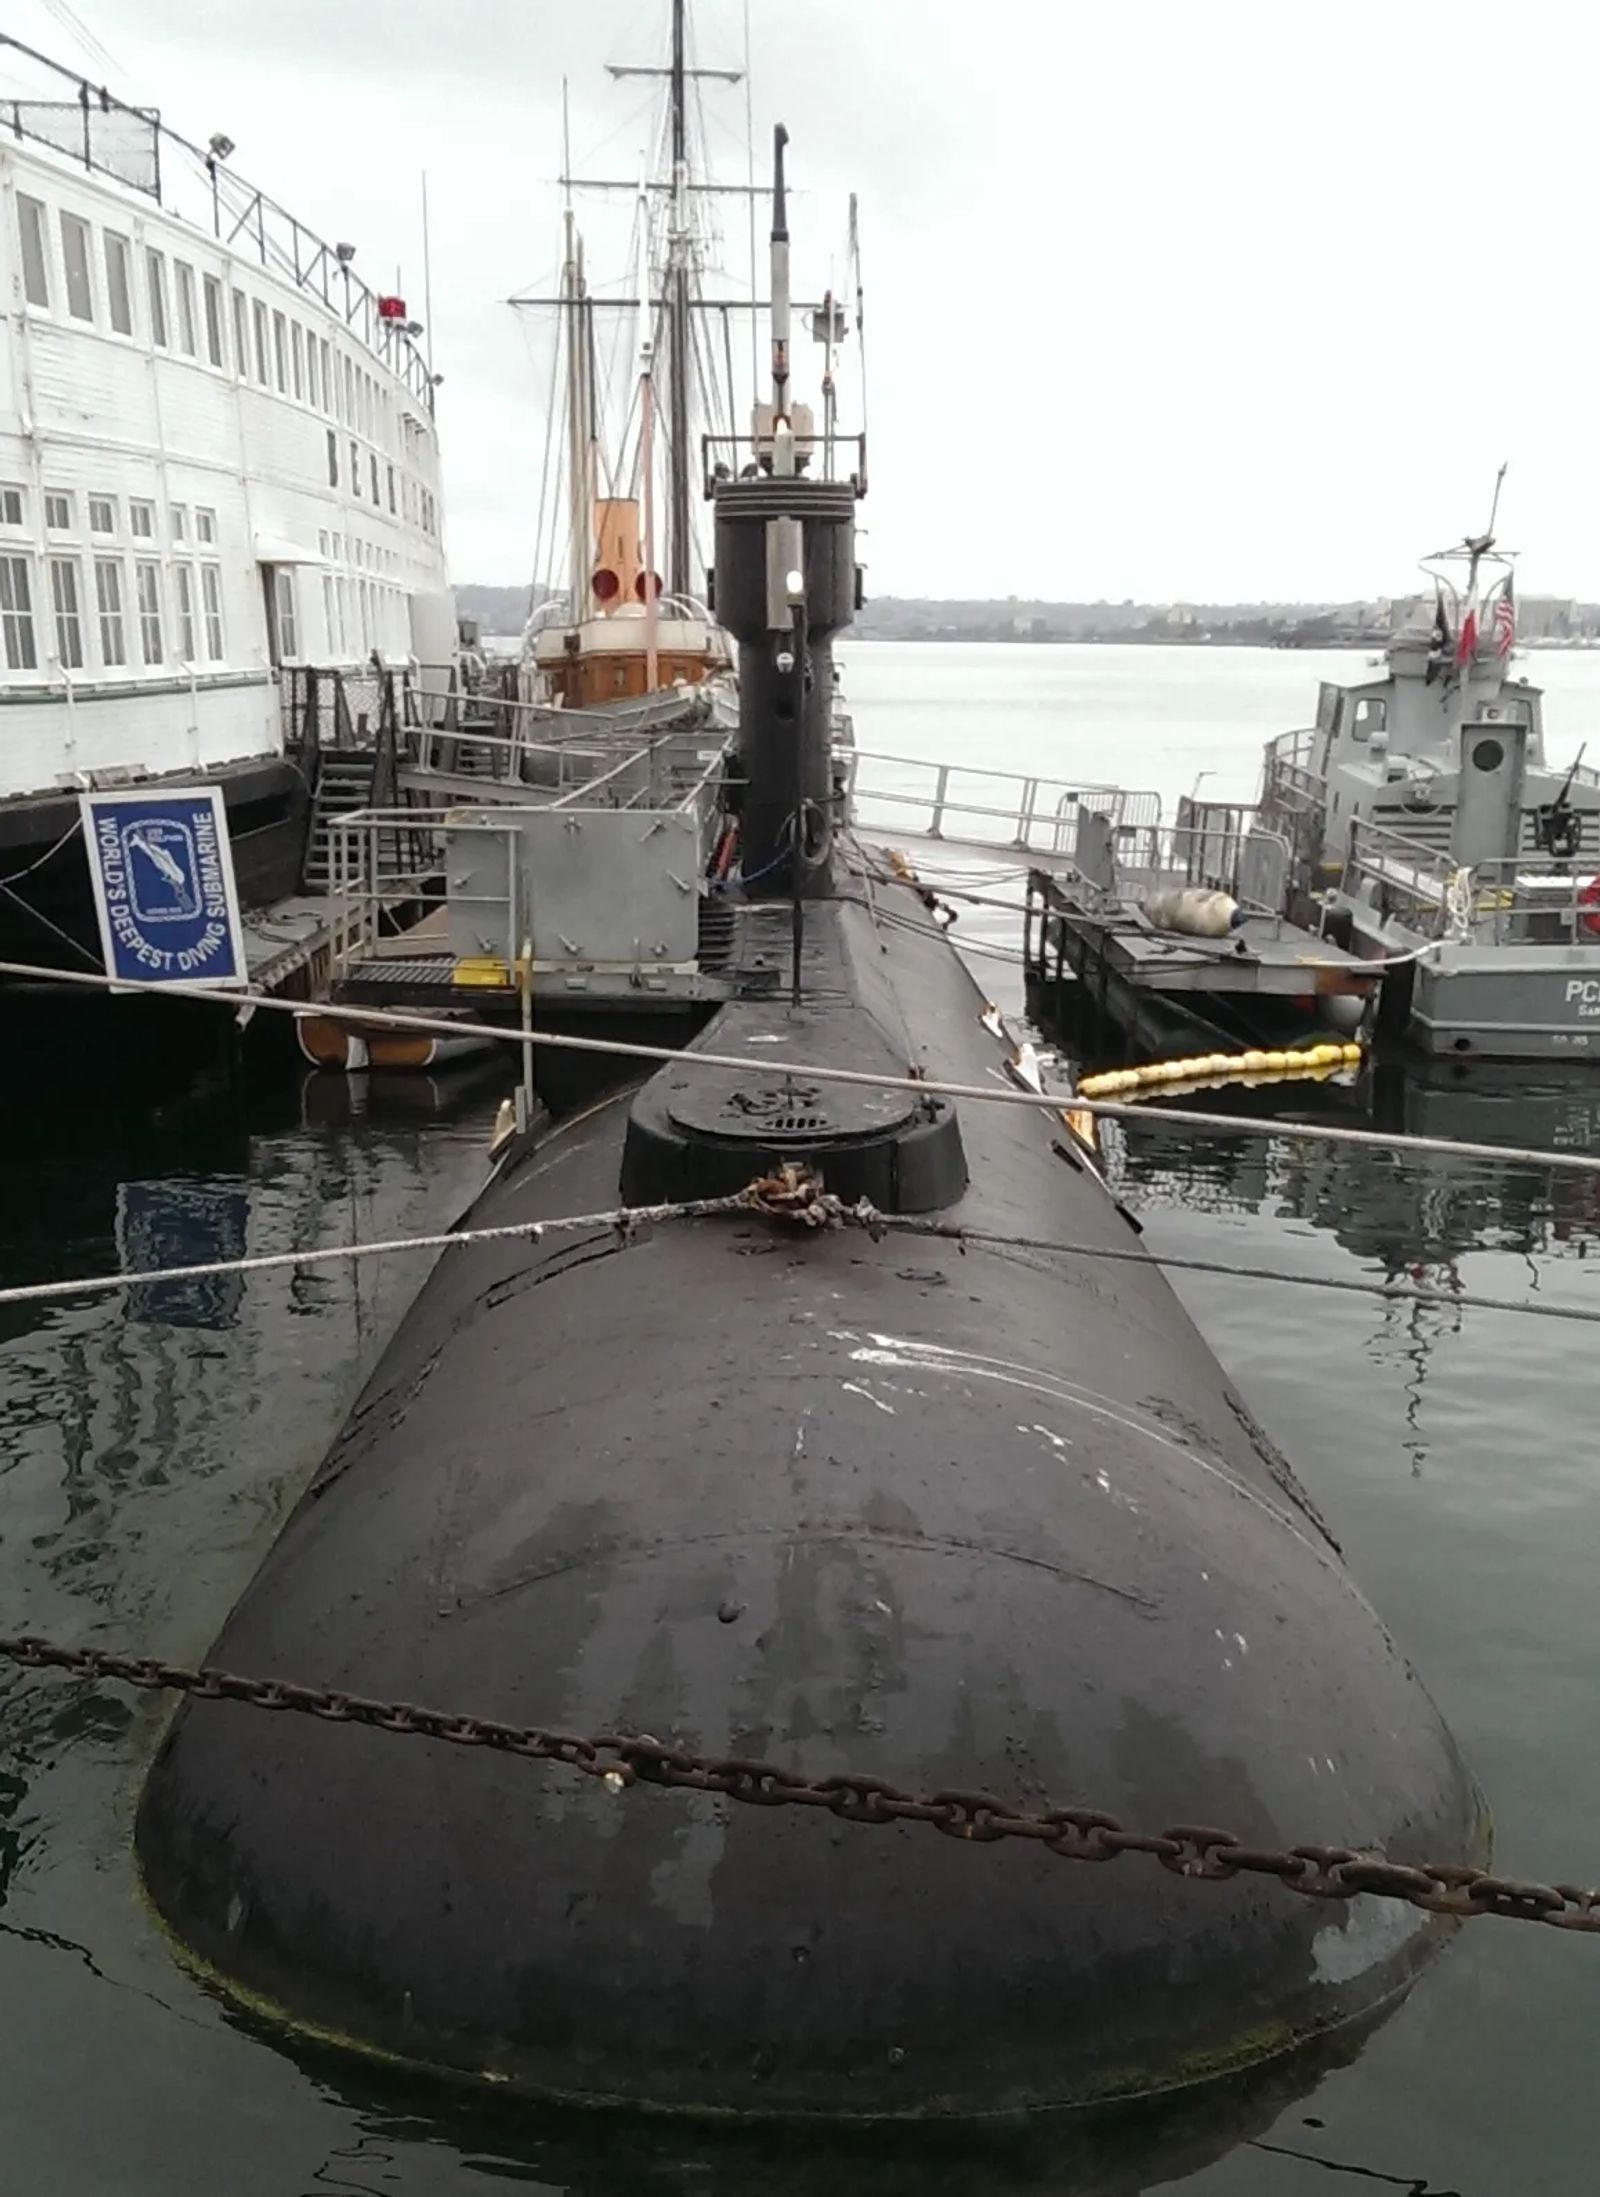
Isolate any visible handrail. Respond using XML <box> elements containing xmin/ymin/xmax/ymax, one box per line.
<box><xmin>0</xmin><ymin>33</ymin><xmax>436</xmax><ymax>410</ymax></box>
<box><xmin>847</xmin><ymin>749</ymin><xmax>1161</xmax><ymax>854</ymax></box>
<box><xmin>1342</xmin><ymin>815</ymin><xmax>1600</xmax><ymax>946</ymax></box>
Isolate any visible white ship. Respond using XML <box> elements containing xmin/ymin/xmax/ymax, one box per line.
<box><xmin>0</xmin><ymin>34</ymin><xmax>453</xmax><ymax>968</ymax></box>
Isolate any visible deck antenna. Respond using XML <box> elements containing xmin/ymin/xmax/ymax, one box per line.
<box><xmin>769</xmin><ymin>123</ymin><xmax>792</xmax><ymax>469</ymax></box>
<box><xmin>743</xmin><ymin>0</ymin><xmax>758</xmax><ymax>402</ymax></box>
<box><xmin>1482</xmin><ymin>460</ymin><xmax>1508</xmax><ymax>547</ymax></box>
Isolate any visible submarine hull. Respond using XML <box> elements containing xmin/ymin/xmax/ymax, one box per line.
<box><xmin>136</xmin><ymin>889</ymin><xmax>1479</xmax><ymax>2115</ymax></box>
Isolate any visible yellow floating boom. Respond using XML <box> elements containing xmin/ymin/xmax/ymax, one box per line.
<box><xmin>1076</xmin><ymin>1041</ymin><xmax>1363</xmax><ymax>1101</ymax></box>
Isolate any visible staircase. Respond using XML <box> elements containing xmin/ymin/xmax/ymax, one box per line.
<box><xmin>302</xmin><ymin>751</ymin><xmax>382</xmax><ymax>892</ymax></box>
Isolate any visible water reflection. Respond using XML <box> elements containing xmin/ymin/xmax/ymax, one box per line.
<box><xmin>264</xmin><ymin>1999</ymin><xmax>1402</xmax><ymax>2197</ymax></box>
<box><xmin>1111</xmin><ymin>1061</ymin><xmax>1600</xmax><ymax>1270</ymax></box>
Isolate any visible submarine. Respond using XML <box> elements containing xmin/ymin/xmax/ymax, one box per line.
<box><xmin>136</xmin><ymin>127</ymin><xmax>1481</xmax><ymax>2119</ymax></box>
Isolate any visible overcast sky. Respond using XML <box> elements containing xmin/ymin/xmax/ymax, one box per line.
<box><xmin>13</xmin><ymin>0</ymin><xmax>1600</xmax><ymax>602</ymax></box>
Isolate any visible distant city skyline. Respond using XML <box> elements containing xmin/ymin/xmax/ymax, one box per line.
<box><xmin>33</xmin><ymin>0</ymin><xmax>1600</xmax><ymax>605</ymax></box>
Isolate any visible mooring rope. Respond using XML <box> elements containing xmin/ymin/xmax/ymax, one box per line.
<box><xmin>4</xmin><ymin>957</ymin><xmax>1599</xmax><ymax>1180</ymax></box>
<box><xmin>2</xmin><ymin>1170</ymin><xmax>1594</xmax><ymax>1329</ymax></box>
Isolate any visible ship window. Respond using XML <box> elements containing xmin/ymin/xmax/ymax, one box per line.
<box><xmin>322</xmin><ymin>573</ymin><xmax>337</xmax><ymax>653</ymax></box>
<box><xmin>350</xmin><ymin>440</ymin><xmax>361</xmax><ymax>495</ymax></box>
<box><xmin>369</xmin><ymin>452</ymin><xmax>379</xmax><ymax>504</ymax></box>
<box><xmin>60</xmin><ymin>214</ymin><xmax>94</xmax><ymax>322</ymax></box>
<box><xmin>88</xmin><ymin>495</ymin><xmax>116</xmax><ymax>535</ymax></box>
<box><xmin>134</xmin><ymin>559</ymin><xmax>163</xmax><ymax>664</ymax></box>
<box><xmin>170</xmin><ymin>503</ymin><xmax>187</xmax><ymax>542</ymax></box>
<box><xmin>0</xmin><ymin>555</ymin><xmax>37</xmax><ymax>670</ymax></box>
<box><xmin>94</xmin><ymin>557</ymin><xmax>125</xmax><ymax>666</ymax></box>
<box><xmin>253</xmin><ymin>300</ymin><xmax>270</xmax><ymax>385</ymax></box>
<box><xmin>16</xmin><ymin>194</ymin><xmax>49</xmax><ymax>308</ymax></box>
<box><xmin>175</xmin><ymin>263</ymin><xmax>197</xmax><ymax>355</ymax></box>
<box><xmin>0</xmin><ymin>486</ymin><xmax>22</xmax><ymax>528</ymax></box>
<box><xmin>173</xmin><ymin>562</ymin><xmax>196</xmax><ymax>659</ymax></box>
<box><xmin>1351</xmin><ymin>697</ymin><xmax>1386</xmax><ymax>743</ymax></box>
<box><xmin>290</xmin><ymin>321</ymin><xmax>304</xmax><ymax>400</ymax></box>
<box><xmin>48</xmin><ymin>556</ymin><xmax>83</xmax><ymax>669</ymax></box>
<box><xmin>326</xmin><ymin>429</ymin><xmax>339</xmax><ymax>487</ymax></box>
<box><xmin>273</xmin><ymin>567</ymin><xmax>299</xmax><ymax>660</ymax></box>
<box><xmin>317</xmin><ymin>530</ymin><xmax>329</xmax><ymax>557</ymax></box>
<box><xmin>195</xmin><ymin>507</ymin><xmax>216</xmax><ymax>544</ymax></box>
<box><xmin>44</xmin><ymin>491</ymin><xmax>72</xmax><ymax>532</ymax></box>
<box><xmin>231</xmin><ymin>291</ymin><xmax>249</xmax><ymax>377</ymax></box>
<box><xmin>387</xmin><ymin>464</ymin><xmax>396</xmax><ymax>515</ymax></box>
<box><xmin>344</xmin><ymin>355</ymin><xmax>355</xmax><ymax>426</ymax></box>
<box><xmin>272</xmin><ymin>309</ymin><xmax>288</xmax><ymax>392</ymax></box>
<box><xmin>203</xmin><ymin>274</ymin><xmax>225</xmax><ymax>367</ymax></box>
<box><xmin>146</xmin><ymin>249</ymin><xmax>169</xmax><ymax>347</ymax></box>
<box><xmin>129</xmin><ymin>499</ymin><xmax>155</xmax><ymax>540</ymax></box>
<box><xmin>103</xmin><ymin>232</ymin><xmax>133</xmax><ymax>335</ymax></box>
<box><xmin>320</xmin><ymin>338</ymin><xmax>333</xmax><ymax>417</ymax></box>
<box><xmin>200</xmin><ymin>561</ymin><xmax>225</xmax><ymax>659</ymax></box>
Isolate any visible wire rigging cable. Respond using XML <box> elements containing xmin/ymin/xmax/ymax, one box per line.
<box><xmin>2</xmin><ymin>1188</ymin><xmax>1595</xmax><ymax>1330</ymax></box>
<box><xmin>5</xmin><ymin>958</ymin><xmax>1600</xmax><ymax>1182</ymax></box>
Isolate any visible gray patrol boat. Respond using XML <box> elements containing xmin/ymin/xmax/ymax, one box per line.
<box><xmin>1259</xmin><ymin>506</ymin><xmax>1600</xmax><ymax>1059</ymax></box>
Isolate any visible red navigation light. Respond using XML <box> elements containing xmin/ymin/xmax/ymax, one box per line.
<box><xmin>592</xmin><ymin>567</ymin><xmax>621</xmax><ymax>603</ymax></box>
<box><xmin>377</xmin><ymin>294</ymin><xmax>407</xmax><ymax>321</ymax></box>
<box><xmin>635</xmin><ymin>570</ymin><xmax>663</xmax><ymax>602</ymax></box>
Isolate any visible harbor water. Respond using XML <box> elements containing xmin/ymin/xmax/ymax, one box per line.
<box><xmin>4</xmin><ymin>644</ymin><xmax>1600</xmax><ymax>2192</ymax></box>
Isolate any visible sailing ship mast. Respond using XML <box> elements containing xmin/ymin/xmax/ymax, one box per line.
<box><xmin>605</xmin><ymin>0</ymin><xmax>740</xmax><ymax>599</ymax></box>
<box><xmin>511</xmin><ymin>3</ymin><xmax>862</xmax><ymax>709</ymax></box>
<box><xmin>513</xmin><ymin>2</ymin><xmax>752</xmax><ymax>708</ymax></box>
<box><xmin>667</xmin><ymin>0</ymin><xmax>692</xmax><ymax>598</ymax></box>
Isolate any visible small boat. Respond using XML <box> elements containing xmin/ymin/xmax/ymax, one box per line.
<box><xmin>1258</xmin><ymin>484</ymin><xmax>1600</xmax><ymax>1059</ymax></box>
<box><xmin>294</xmin><ymin>1013</ymin><xmax>494</xmax><ymax>1071</ymax></box>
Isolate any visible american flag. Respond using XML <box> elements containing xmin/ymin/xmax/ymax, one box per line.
<box><xmin>1493</xmin><ymin>573</ymin><xmax>1516</xmax><ymax>659</ymax></box>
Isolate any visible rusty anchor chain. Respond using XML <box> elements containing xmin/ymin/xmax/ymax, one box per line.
<box><xmin>3</xmin><ymin>1630</ymin><xmax>1597</xmax><ymax>1936</ymax></box>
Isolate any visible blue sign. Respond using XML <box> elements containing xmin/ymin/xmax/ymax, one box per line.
<box><xmin>80</xmin><ymin>786</ymin><xmax>247</xmax><ymax>989</ymax></box>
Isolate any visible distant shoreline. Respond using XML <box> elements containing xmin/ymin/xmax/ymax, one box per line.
<box><xmin>844</xmin><ymin>634</ymin><xmax>1600</xmax><ymax>653</ymax></box>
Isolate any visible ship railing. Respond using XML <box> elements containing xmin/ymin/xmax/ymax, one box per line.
<box><xmin>0</xmin><ymin>34</ymin><xmax>436</xmax><ymax>410</ymax></box>
<box><xmin>1260</xmin><ymin>726</ymin><xmax>1322</xmax><ymax>815</ymax></box>
<box><xmin>1102</xmin><ymin>814</ymin><xmax>1294</xmax><ymax>921</ymax></box>
<box><xmin>283</xmin><ymin>665</ymin><xmax>404</xmax><ymax>763</ymax></box>
<box><xmin>397</xmin><ymin>710</ymin><xmax>732</xmax><ymax>811</ymax></box>
<box><xmin>327</xmin><ymin>740</ymin><xmax>728</xmax><ymax>984</ymax></box>
<box><xmin>845</xmin><ymin>748</ymin><xmax>1162</xmax><ymax>858</ymax></box>
<box><xmin>1343</xmin><ymin>816</ymin><xmax>1600</xmax><ymax>946</ymax></box>
<box><xmin>519</xmin><ymin>592</ymin><xmax>718</xmax><ymax>640</ymax></box>
<box><xmin>325</xmin><ymin>804</ymin><xmax>518</xmax><ymax>984</ymax></box>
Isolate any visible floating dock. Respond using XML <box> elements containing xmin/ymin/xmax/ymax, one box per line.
<box><xmin>1025</xmin><ymin>797</ymin><xmax>1379</xmax><ymax>1053</ymax></box>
